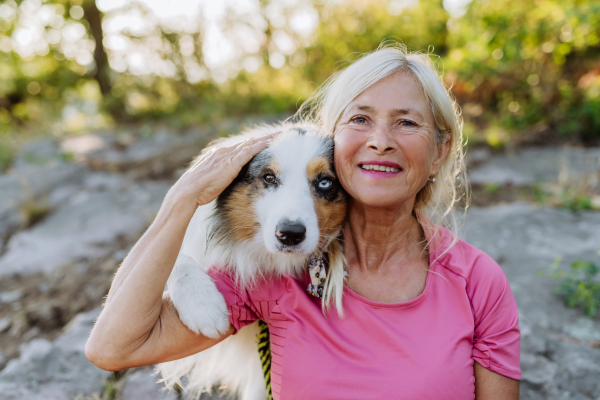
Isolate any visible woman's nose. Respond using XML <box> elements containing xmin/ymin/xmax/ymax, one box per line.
<box><xmin>366</xmin><ymin>122</ymin><xmax>396</xmax><ymax>153</ymax></box>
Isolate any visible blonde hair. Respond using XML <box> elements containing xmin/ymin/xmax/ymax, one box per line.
<box><xmin>295</xmin><ymin>42</ymin><xmax>469</xmax><ymax>250</ymax></box>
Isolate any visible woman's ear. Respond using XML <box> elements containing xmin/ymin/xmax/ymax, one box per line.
<box><xmin>431</xmin><ymin>138</ymin><xmax>451</xmax><ymax>174</ymax></box>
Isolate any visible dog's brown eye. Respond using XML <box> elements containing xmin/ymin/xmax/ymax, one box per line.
<box><xmin>264</xmin><ymin>174</ymin><xmax>276</xmax><ymax>184</ymax></box>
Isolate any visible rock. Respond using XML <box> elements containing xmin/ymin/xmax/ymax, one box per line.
<box><xmin>551</xmin><ymin>342</ymin><xmax>600</xmax><ymax>398</ymax></box>
<box><xmin>0</xmin><ymin>307</ymin><xmax>110</xmax><ymax>399</ymax></box>
<box><xmin>464</xmin><ymin>203</ymin><xmax>600</xmax><ymax>399</ymax></box>
<box><xmin>519</xmin><ymin>315</ymin><xmax>549</xmax><ymax>356</ymax></box>
<box><xmin>0</xmin><ymin>163</ymin><xmax>86</xmax><ymax>253</ymax></box>
<box><xmin>83</xmin><ymin>129</ymin><xmax>215</xmax><ymax>179</ymax></box>
<box><xmin>22</xmin><ymin>327</ymin><xmax>40</xmax><ymax>341</ymax></box>
<box><xmin>0</xmin><ymin>317</ymin><xmax>11</xmax><ymax>333</ymax></box>
<box><xmin>520</xmin><ymin>356</ymin><xmax>563</xmax><ymax>400</ymax></box>
<box><xmin>120</xmin><ymin>369</ymin><xmax>179</xmax><ymax>400</ymax></box>
<box><xmin>61</xmin><ymin>134</ymin><xmax>109</xmax><ymax>161</ymax></box>
<box><xmin>113</xmin><ymin>247</ymin><xmax>131</xmax><ymax>263</ymax></box>
<box><xmin>0</xmin><ymin>289</ymin><xmax>22</xmax><ymax>303</ymax></box>
<box><xmin>121</xmin><ymin>368</ymin><xmax>224</xmax><ymax>399</ymax></box>
<box><xmin>520</xmin><ymin>352</ymin><xmax>558</xmax><ymax>389</ymax></box>
<box><xmin>465</xmin><ymin>147</ymin><xmax>491</xmax><ymax>168</ymax></box>
<box><xmin>12</xmin><ymin>139</ymin><xmax>63</xmax><ymax>169</ymax></box>
<box><xmin>468</xmin><ymin>146</ymin><xmax>600</xmax><ymax>186</ymax></box>
<box><xmin>0</xmin><ymin>178</ymin><xmax>170</xmax><ymax>277</ymax></box>
<box><xmin>562</xmin><ymin>318</ymin><xmax>600</xmax><ymax>343</ymax></box>
<box><xmin>464</xmin><ymin>203</ymin><xmax>600</xmax><ymax>335</ymax></box>
<box><xmin>25</xmin><ymin>302</ymin><xmax>66</xmax><ymax>331</ymax></box>
<box><xmin>8</xmin><ymin>315</ymin><xmax>27</xmax><ymax>337</ymax></box>
<box><xmin>83</xmin><ymin>171</ymin><xmax>126</xmax><ymax>192</ymax></box>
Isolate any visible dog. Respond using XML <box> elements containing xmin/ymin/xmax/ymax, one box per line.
<box><xmin>156</xmin><ymin>123</ymin><xmax>347</xmax><ymax>400</ymax></box>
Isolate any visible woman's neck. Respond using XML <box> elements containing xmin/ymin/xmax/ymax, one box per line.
<box><xmin>344</xmin><ymin>199</ymin><xmax>427</xmax><ymax>275</ymax></box>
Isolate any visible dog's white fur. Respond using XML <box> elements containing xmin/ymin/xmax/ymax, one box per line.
<box><xmin>156</xmin><ymin>123</ymin><xmax>346</xmax><ymax>400</ymax></box>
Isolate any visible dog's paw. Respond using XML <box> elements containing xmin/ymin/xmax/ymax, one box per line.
<box><xmin>168</xmin><ymin>256</ymin><xmax>231</xmax><ymax>339</ymax></box>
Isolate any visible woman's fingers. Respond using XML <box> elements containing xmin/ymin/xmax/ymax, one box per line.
<box><xmin>231</xmin><ymin>134</ymin><xmax>278</xmax><ymax>165</ymax></box>
<box><xmin>175</xmin><ymin>132</ymin><xmax>280</xmax><ymax>206</ymax></box>
<box><xmin>232</xmin><ymin>132</ymin><xmax>279</xmax><ymax>154</ymax></box>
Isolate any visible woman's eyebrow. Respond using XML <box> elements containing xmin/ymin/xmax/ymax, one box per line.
<box><xmin>389</xmin><ymin>108</ymin><xmax>425</xmax><ymax>120</ymax></box>
<box><xmin>348</xmin><ymin>104</ymin><xmax>425</xmax><ymax>120</ymax></box>
<box><xmin>344</xmin><ymin>104</ymin><xmax>376</xmax><ymax>114</ymax></box>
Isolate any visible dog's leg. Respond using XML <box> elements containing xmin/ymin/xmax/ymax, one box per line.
<box><xmin>221</xmin><ymin>322</ymin><xmax>269</xmax><ymax>400</ymax></box>
<box><xmin>166</xmin><ymin>255</ymin><xmax>230</xmax><ymax>339</ymax></box>
<box><xmin>240</xmin><ymin>363</ymin><xmax>270</xmax><ymax>400</ymax></box>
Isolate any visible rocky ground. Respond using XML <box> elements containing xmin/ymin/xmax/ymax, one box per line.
<box><xmin>0</xmin><ymin>124</ymin><xmax>598</xmax><ymax>399</ymax></box>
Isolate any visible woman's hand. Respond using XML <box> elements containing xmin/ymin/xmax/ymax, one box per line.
<box><xmin>173</xmin><ymin>133</ymin><xmax>278</xmax><ymax>207</ymax></box>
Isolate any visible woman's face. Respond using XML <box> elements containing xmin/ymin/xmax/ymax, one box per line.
<box><xmin>334</xmin><ymin>72</ymin><xmax>449</xmax><ymax>210</ymax></box>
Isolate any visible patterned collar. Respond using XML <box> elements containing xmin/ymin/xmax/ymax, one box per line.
<box><xmin>306</xmin><ymin>253</ymin><xmax>328</xmax><ymax>298</ymax></box>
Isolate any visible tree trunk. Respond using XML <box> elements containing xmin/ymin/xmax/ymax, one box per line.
<box><xmin>83</xmin><ymin>0</ymin><xmax>111</xmax><ymax>96</ymax></box>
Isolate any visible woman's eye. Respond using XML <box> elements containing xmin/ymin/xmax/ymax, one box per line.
<box><xmin>352</xmin><ymin>116</ymin><xmax>367</xmax><ymax>124</ymax></box>
<box><xmin>318</xmin><ymin>178</ymin><xmax>332</xmax><ymax>189</ymax></box>
<box><xmin>400</xmin><ymin>120</ymin><xmax>417</xmax><ymax>127</ymax></box>
<box><xmin>264</xmin><ymin>174</ymin><xmax>276</xmax><ymax>184</ymax></box>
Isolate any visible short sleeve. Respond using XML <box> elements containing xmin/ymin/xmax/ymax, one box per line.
<box><xmin>468</xmin><ymin>253</ymin><xmax>521</xmax><ymax>380</ymax></box>
<box><xmin>208</xmin><ymin>269</ymin><xmax>259</xmax><ymax>334</ymax></box>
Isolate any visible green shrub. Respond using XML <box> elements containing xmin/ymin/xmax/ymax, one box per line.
<box><xmin>538</xmin><ymin>247</ymin><xmax>600</xmax><ymax>317</ymax></box>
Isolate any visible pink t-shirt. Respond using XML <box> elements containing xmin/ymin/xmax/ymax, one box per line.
<box><xmin>209</xmin><ymin>226</ymin><xmax>521</xmax><ymax>400</ymax></box>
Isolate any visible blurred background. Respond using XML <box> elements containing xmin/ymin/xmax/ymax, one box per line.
<box><xmin>0</xmin><ymin>0</ymin><xmax>599</xmax><ymax>399</ymax></box>
<box><xmin>1</xmin><ymin>0</ymin><xmax>599</xmax><ymax>152</ymax></box>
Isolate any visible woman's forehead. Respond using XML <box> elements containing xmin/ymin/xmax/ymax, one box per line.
<box><xmin>343</xmin><ymin>72</ymin><xmax>431</xmax><ymax>119</ymax></box>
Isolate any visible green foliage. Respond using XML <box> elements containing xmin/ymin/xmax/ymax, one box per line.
<box><xmin>483</xmin><ymin>182</ymin><xmax>501</xmax><ymax>194</ymax></box>
<box><xmin>1</xmin><ymin>0</ymin><xmax>599</xmax><ymax>144</ymax></box>
<box><xmin>446</xmin><ymin>0</ymin><xmax>600</xmax><ymax>143</ymax></box>
<box><xmin>538</xmin><ymin>250</ymin><xmax>600</xmax><ymax>317</ymax></box>
<box><xmin>561</xmin><ymin>192</ymin><xmax>593</xmax><ymax>212</ymax></box>
<box><xmin>302</xmin><ymin>0</ymin><xmax>449</xmax><ymax>84</ymax></box>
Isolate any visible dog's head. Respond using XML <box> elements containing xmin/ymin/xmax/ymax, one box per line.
<box><xmin>211</xmin><ymin>124</ymin><xmax>347</xmax><ymax>258</ymax></box>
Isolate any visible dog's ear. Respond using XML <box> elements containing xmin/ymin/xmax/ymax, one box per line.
<box><xmin>216</xmin><ymin>158</ymin><xmax>252</xmax><ymax>206</ymax></box>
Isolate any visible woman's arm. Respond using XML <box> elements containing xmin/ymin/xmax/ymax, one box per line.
<box><xmin>474</xmin><ymin>361</ymin><xmax>520</xmax><ymax>400</ymax></box>
<box><xmin>85</xmin><ymin>135</ymin><xmax>276</xmax><ymax>371</ymax></box>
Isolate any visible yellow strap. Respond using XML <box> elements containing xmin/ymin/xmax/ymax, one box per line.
<box><xmin>257</xmin><ymin>320</ymin><xmax>273</xmax><ymax>400</ymax></box>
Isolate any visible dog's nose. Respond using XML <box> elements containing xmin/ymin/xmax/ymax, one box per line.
<box><xmin>276</xmin><ymin>220</ymin><xmax>306</xmax><ymax>246</ymax></box>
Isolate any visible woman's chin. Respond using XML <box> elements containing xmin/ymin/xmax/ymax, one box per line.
<box><xmin>350</xmin><ymin>192</ymin><xmax>411</xmax><ymax>211</ymax></box>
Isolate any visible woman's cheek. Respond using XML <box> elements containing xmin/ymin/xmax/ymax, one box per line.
<box><xmin>333</xmin><ymin>132</ymin><xmax>358</xmax><ymax>193</ymax></box>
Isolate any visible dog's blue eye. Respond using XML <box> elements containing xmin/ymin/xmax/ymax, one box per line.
<box><xmin>264</xmin><ymin>174</ymin><xmax>276</xmax><ymax>184</ymax></box>
<box><xmin>318</xmin><ymin>178</ymin><xmax>332</xmax><ymax>189</ymax></box>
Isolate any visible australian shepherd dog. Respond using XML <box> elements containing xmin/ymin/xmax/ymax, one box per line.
<box><xmin>156</xmin><ymin>123</ymin><xmax>347</xmax><ymax>400</ymax></box>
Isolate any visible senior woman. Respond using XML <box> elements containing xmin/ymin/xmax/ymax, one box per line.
<box><xmin>86</xmin><ymin>45</ymin><xmax>521</xmax><ymax>399</ymax></box>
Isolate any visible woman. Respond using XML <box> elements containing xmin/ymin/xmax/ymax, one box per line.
<box><xmin>86</xmin><ymin>44</ymin><xmax>521</xmax><ymax>399</ymax></box>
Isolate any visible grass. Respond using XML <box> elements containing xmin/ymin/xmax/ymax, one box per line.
<box><xmin>20</xmin><ymin>197</ymin><xmax>51</xmax><ymax>228</ymax></box>
<box><xmin>0</xmin><ymin>138</ymin><xmax>15</xmax><ymax>172</ymax></box>
<box><xmin>100</xmin><ymin>370</ymin><xmax>128</xmax><ymax>400</ymax></box>
<box><xmin>483</xmin><ymin>182</ymin><xmax>502</xmax><ymax>194</ymax></box>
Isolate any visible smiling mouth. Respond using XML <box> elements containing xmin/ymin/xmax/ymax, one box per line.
<box><xmin>359</xmin><ymin>164</ymin><xmax>402</xmax><ymax>173</ymax></box>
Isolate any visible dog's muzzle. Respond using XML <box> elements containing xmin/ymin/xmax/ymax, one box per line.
<box><xmin>275</xmin><ymin>220</ymin><xmax>306</xmax><ymax>246</ymax></box>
